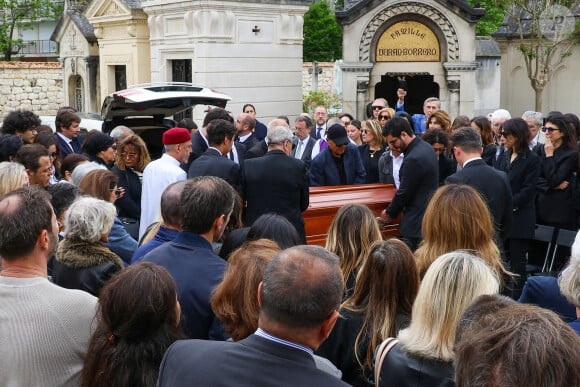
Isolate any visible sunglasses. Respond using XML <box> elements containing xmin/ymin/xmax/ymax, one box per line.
<box><xmin>379</xmin><ymin>115</ymin><xmax>390</xmax><ymax>120</ymax></box>
<box><xmin>544</xmin><ymin>126</ymin><xmax>560</xmax><ymax>133</ymax></box>
<box><xmin>372</xmin><ymin>105</ymin><xmax>384</xmax><ymax>110</ymax></box>
<box><xmin>499</xmin><ymin>131</ymin><xmax>507</xmax><ymax>137</ymax></box>
<box><xmin>361</xmin><ymin>129</ymin><xmax>369</xmax><ymax>134</ymax></box>
<box><xmin>49</xmin><ymin>152</ymin><xmax>58</xmax><ymax>158</ymax></box>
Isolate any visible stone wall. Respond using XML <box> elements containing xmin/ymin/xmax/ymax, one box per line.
<box><xmin>302</xmin><ymin>61</ymin><xmax>336</xmax><ymax>95</ymax></box>
<box><xmin>0</xmin><ymin>62</ymin><xmax>64</xmax><ymax>119</ymax></box>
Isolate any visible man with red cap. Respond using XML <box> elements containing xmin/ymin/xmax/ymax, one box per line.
<box><xmin>139</xmin><ymin>127</ymin><xmax>191</xmax><ymax>239</ymax></box>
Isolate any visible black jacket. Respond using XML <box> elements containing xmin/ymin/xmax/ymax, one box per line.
<box><xmin>377</xmin><ymin>344</ymin><xmax>453</xmax><ymax>387</ymax></box>
<box><xmin>241</xmin><ymin>150</ymin><xmax>309</xmax><ymax>242</ymax></box>
<box><xmin>188</xmin><ymin>148</ymin><xmax>241</xmax><ymax>191</ymax></box>
<box><xmin>52</xmin><ymin>239</ymin><xmax>123</xmax><ymax>297</ymax></box>
<box><xmin>446</xmin><ymin>158</ymin><xmax>513</xmax><ymax>244</ymax></box>
<box><xmin>496</xmin><ymin>150</ymin><xmax>541</xmax><ymax>239</ymax></box>
<box><xmin>112</xmin><ymin>166</ymin><xmax>142</xmax><ymax>220</ymax></box>
<box><xmin>386</xmin><ymin>137</ymin><xmax>439</xmax><ymax>239</ymax></box>
<box><xmin>535</xmin><ymin>145</ymin><xmax>579</xmax><ymax>229</ymax></box>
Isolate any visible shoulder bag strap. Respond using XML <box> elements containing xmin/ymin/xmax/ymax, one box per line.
<box><xmin>374</xmin><ymin>337</ymin><xmax>399</xmax><ymax>387</ymax></box>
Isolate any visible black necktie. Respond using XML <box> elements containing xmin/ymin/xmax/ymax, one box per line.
<box><xmin>317</xmin><ymin>127</ymin><xmax>323</xmax><ymax>139</ymax></box>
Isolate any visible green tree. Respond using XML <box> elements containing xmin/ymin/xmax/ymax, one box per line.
<box><xmin>303</xmin><ymin>0</ymin><xmax>343</xmax><ymax>62</ymax></box>
<box><xmin>467</xmin><ymin>0</ymin><xmax>507</xmax><ymax>36</ymax></box>
<box><xmin>493</xmin><ymin>0</ymin><xmax>580</xmax><ymax>111</ymax></box>
<box><xmin>0</xmin><ymin>0</ymin><xmax>62</xmax><ymax>61</ymax></box>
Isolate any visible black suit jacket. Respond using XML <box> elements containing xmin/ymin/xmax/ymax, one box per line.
<box><xmin>292</xmin><ymin>136</ymin><xmax>316</xmax><ymax>169</ymax></box>
<box><xmin>157</xmin><ymin>334</ymin><xmax>349</xmax><ymax>387</ymax></box>
<box><xmin>184</xmin><ymin>130</ymin><xmax>209</xmax><ymax>170</ymax></box>
<box><xmin>446</xmin><ymin>158</ymin><xmax>513</xmax><ymax>243</ymax></box>
<box><xmin>241</xmin><ymin>150</ymin><xmax>309</xmax><ymax>242</ymax></box>
<box><xmin>245</xmin><ymin>139</ymin><xmax>268</xmax><ymax>159</ymax></box>
<box><xmin>496</xmin><ymin>150</ymin><xmax>541</xmax><ymax>239</ymax></box>
<box><xmin>188</xmin><ymin>148</ymin><xmax>241</xmax><ymax>191</ymax></box>
<box><xmin>386</xmin><ymin>137</ymin><xmax>439</xmax><ymax>239</ymax></box>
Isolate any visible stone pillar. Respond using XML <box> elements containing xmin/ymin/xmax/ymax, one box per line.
<box><xmin>339</xmin><ymin>62</ymin><xmax>373</xmax><ymax>119</ymax></box>
<box><xmin>443</xmin><ymin>62</ymin><xmax>478</xmax><ymax>117</ymax></box>
<box><xmin>447</xmin><ymin>80</ymin><xmax>460</xmax><ymax>119</ymax></box>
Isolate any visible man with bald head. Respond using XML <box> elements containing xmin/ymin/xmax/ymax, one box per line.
<box><xmin>157</xmin><ymin>245</ymin><xmax>348</xmax><ymax>386</ymax></box>
<box><xmin>235</xmin><ymin>112</ymin><xmax>259</xmax><ymax>150</ymax></box>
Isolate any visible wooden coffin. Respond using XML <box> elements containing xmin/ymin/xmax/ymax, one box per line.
<box><xmin>304</xmin><ymin>183</ymin><xmax>400</xmax><ymax>246</ymax></box>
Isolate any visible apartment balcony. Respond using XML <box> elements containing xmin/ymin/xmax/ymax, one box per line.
<box><xmin>17</xmin><ymin>40</ymin><xmax>59</xmax><ymax>56</ymax></box>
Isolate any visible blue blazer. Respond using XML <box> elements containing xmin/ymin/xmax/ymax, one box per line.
<box><xmin>55</xmin><ymin>133</ymin><xmax>83</xmax><ymax>159</ymax></box>
<box><xmin>309</xmin><ymin>144</ymin><xmax>366</xmax><ymax>186</ymax></box>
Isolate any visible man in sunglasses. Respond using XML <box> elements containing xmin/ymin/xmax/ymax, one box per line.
<box><xmin>371</xmin><ymin>98</ymin><xmax>388</xmax><ymax>120</ymax></box>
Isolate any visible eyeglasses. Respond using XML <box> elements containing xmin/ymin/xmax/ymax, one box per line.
<box><xmin>120</xmin><ymin>152</ymin><xmax>137</xmax><ymax>158</ymax></box>
<box><xmin>361</xmin><ymin>129</ymin><xmax>369</xmax><ymax>134</ymax></box>
<box><xmin>544</xmin><ymin>126</ymin><xmax>560</xmax><ymax>133</ymax></box>
<box><xmin>372</xmin><ymin>105</ymin><xmax>384</xmax><ymax>110</ymax></box>
<box><xmin>49</xmin><ymin>152</ymin><xmax>58</xmax><ymax>159</ymax></box>
<box><xmin>379</xmin><ymin>115</ymin><xmax>390</xmax><ymax>120</ymax></box>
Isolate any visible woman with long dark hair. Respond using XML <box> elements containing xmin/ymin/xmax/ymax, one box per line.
<box><xmin>317</xmin><ymin>239</ymin><xmax>419</xmax><ymax>386</ymax></box>
<box><xmin>471</xmin><ymin>116</ymin><xmax>496</xmax><ymax>166</ymax></box>
<box><xmin>495</xmin><ymin>118</ymin><xmax>541</xmax><ymax>297</ymax></box>
<box><xmin>81</xmin><ymin>262</ymin><xmax>184</xmax><ymax>387</ymax></box>
<box><xmin>535</xmin><ymin>114</ymin><xmax>579</xmax><ymax>229</ymax></box>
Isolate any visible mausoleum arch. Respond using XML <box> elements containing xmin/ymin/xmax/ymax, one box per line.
<box><xmin>359</xmin><ymin>1</ymin><xmax>460</xmax><ymax>63</ymax></box>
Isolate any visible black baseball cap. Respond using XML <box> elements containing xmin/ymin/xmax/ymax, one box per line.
<box><xmin>326</xmin><ymin>124</ymin><xmax>349</xmax><ymax>146</ymax></box>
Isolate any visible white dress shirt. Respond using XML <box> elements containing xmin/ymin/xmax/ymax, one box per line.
<box><xmin>139</xmin><ymin>153</ymin><xmax>186</xmax><ymax>239</ymax></box>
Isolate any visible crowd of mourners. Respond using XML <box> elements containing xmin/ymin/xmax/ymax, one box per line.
<box><xmin>0</xmin><ymin>92</ymin><xmax>579</xmax><ymax>387</ymax></box>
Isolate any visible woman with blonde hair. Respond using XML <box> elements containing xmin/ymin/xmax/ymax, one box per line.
<box><xmin>359</xmin><ymin>120</ymin><xmax>387</xmax><ymax>183</ymax></box>
<box><xmin>377</xmin><ymin>107</ymin><xmax>395</xmax><ymax>127</ymax></box>
<box><xmin>326</xmin><ymin>204</ymin><xmax>383</xmax><ymax>298</ymax></box>
<box><xmin>374</xmin><ymin>251</ymin><xmax>500</xmax><ymax>387</ymax></box>
<box><xmin>0</xmin><ymin>162</ymin><xmax>28</xmax><ymax>196</ymax></box>
<box><xmin>317</xmin><ymin>239</ymin><xmax>419</xmax><ymax>386</ymax></box>
<box><xmin>414</xmin><ymin>184</ymin><xmax>509</xmax><ymax>285</ymax></box>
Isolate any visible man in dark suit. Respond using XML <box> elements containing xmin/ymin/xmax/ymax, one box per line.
<box><xmin>446</xmin><ymin>127</ymin><xmax>513</xmax><ymax>249</ymax></box>
<box><xmin>143</xmin><ymin>176</ymin><xmax>236</xmax><ymax>340</ymax></box>
<box><xmin>186</xmin><ymin>108</ymin><xmax>245</xmax><ymax>169</ymax></box>
<box><xmin>310</xmin><ymin>105</ymin><xmax>328</xmax><ymax>140</ymax></box>
<box><xmin>54</xmin><ymin>110</ymin><xmax>83</xmax><ymax>160</ymax></box>
<box><xmin>157</xmin><ymin>245</ymin><xmax>349</xmax><ymax>387</ymax></box>
<box><xmin>309</xmin><ymin>124</ymin><xmax>366</xmax><ymax>186</ymax></box>
<box><xmin>235</xmin><ymin>113</ymin><xmax>259</xmax><ymax>150</ymax></box>
<box><xmin>380</xmin><ymin>117</ymin><xmax>439</xmax><ymax>250</ymax></box>
<box><xmin>188</xmin><ymin>119</ymin><xmax>240</xmax><ymax>191</ymax></box>
<box><xmin>241</xmin><ymin>125</ymin><xmax>309</xmax><ymax>242</ymax></box>
<box><xmin>292</xmin><ymin>115</ymin><xmax>316</xmax><ymax>169</ymax></box>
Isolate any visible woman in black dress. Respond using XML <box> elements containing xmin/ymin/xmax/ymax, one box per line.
<box><xmin>535</xmin><ymin>114</ymin><xmax>578</xmax><ymax>230</ymax></box>
<box><xmin>358</xmin><ymin>119</ymin><xmax>386</xmax><ymax>183</ymax></box>
<box><xmin>496</xmin><ymin>118</ymin><xmax>541</xmax><ymax>297</ymax></box>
